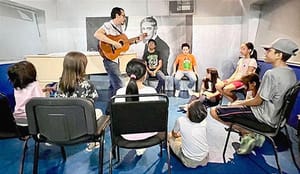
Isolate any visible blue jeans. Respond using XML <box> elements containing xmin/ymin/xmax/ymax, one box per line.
<box><xmin>174</xmin><ymin>70</ymin><xmax>197</xmax><ymax>90</ymax></box>
<box><xmin>103</xmin><ymin>58</ymin><xmax>123</xmax><ymax>99</ymax></box>
<box><xmin>147</xmin><ymin>70</ymin><xmax>165</xmax><ymax>93</ymax></box>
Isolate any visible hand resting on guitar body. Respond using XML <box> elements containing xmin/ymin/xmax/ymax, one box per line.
<box><xmin>99</xmin><ymin>33</ymin><xmax>146</xmax><ymax>60</ymax></box>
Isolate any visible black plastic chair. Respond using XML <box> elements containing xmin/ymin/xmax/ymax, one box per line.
<box><xmin>110</xmin><ymin>94</ymin><xmax>171</xmax><ymax>174</ymax></box>
<box><xmin>0</xmin><ymin>93</ymin><xmax>29</xmax><ymax>174</ymax></box>
<box><xmin>26</xmin><ymin>97</ymin><xmax>110</xmax><ymax>174</ymax></box>
<box><xmin>223</xmin><ymin>81</ymin><xmax>300</xmax><ymax>174</ymax></box>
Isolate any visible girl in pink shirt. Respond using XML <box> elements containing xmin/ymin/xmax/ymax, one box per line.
<box><xmin>216</xmin><ymin>42</ymin><xmax>257</xmax><ymax>102</ymax></box>
<box><xmin>8</xmin><ymin>61</ymin><xmax>45</xmax><ymax>137</ymax></box>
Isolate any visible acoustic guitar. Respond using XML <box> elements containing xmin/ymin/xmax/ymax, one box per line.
<box><xmin>98</xmin><ymin>33</ymin><xmax>146</xmax><ymax>60</ymax></box>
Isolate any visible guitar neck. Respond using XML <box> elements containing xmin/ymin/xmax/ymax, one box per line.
<box><xmin>128</xmin><ymin>36</ymin><xmax>139</xmax><ymax>45</ymax></box>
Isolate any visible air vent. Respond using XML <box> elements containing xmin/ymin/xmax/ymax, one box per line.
<box><xmin>169</xmin><ymin>0</ymin><xmax>195</xmax><ymax>15</ymax></box>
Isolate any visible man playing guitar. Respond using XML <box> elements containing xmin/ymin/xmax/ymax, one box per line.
<box><xmin>94</xmin><ymin>7</ymin><xmax>144</xmax><ymax>114</ymax></box>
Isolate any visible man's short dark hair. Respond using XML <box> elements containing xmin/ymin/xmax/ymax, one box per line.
<box><xmin>111</xmin><ymin>7</ymin><xmax>123</xmax><ymax>19</ymax></box>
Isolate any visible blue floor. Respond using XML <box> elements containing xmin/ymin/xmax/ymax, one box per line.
<box><xmin>0</xmin><ymin>96</ymin><xmax>299</xmax><ymax>174</ymax></box>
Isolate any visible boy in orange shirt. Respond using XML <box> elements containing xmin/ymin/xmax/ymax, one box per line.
<box><xmin>173</xmin><ymin>43</ymin><xmax>198</xmax><ymax>97</ymax></box>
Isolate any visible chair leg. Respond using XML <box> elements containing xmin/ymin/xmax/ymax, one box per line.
<box><xmin>111</xmin><ymin>145</ymin><xmax>116</xmax><ymax>159</ymax></box>
<box><xmin>33</xmin><ymin>142</ymin><xmax>40</xmax><ymax>174</ymax></box>
<box><xmin>98</xmin><ymin>133</ymin><xmax>105</xmax><ymax>174</ymax></box>
<box><xmin>268</xmin><ymin>136</ymin><xmax>282</xmax><ymax>174</ymax></box>
<box><xmin>195</xmin><ymin>75</ymin><xmax>198</xmax><ymax>92</ymax></box>
<box><xmin>109</xmin><ymin>148</ymin><xmax>113</xmax><ymax>174</ymax></box>
<box><xmin>173</xmin><ymin>78</ymin><xmax>176</xmax><ymax>96</ymax></box>
<box><xmin>19</xmin><ymin>137</ymin><xmax>30</xmax><ymax>174</ymax></box>
<box><xmin>284</xmin><ymin>126</ymin><xmax>300</xmax><ymax>170</ymax></box>
<box><xmin>60</xmin><ymin>146</ymin><xmax>67</xmax><ymax>161</ymax></box>
<box><xmin>117</xmin><ymin>146</ymin><xmax>120</xmax><ymax>163</ymax></box>
<box><xmin>162</xmin><ymin>84</ymin><xmax>166</xmax><ymax>93</ymax></box>
<box><xmin>109</xmin><ymin>144</ymin><xmax>118</xmax><ymax>174</ymax></box>
<box><xmin>223</xmin><ymin>125</ymin><xmax>233</xmax><ymax>163</ymax></box>
<box><xmin>166</xmin><ymin>141</ymin><xmax>171</xmax><ymax>174</ymax></box>
<box><xmin>159</xmin><ymin>143</ymin><xmax>163</xmax><ymax>157</ymax></box>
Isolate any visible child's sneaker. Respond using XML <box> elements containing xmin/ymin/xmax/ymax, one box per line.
<box><xmin>95</xmin><ymin>108</ymin><xmax>103</xmax><ymax>120</ymax></box>
<box><xmin>86</xmin><ymin>142</ymin><xmax>100</xmax><ymax>152</ymax></box>
<box><xmin>237</xmin><ymin>134</ymin><xmax>256</xmax><ymax>155</ymax></box>
<box><xmin>136</xmin><ymin>148</ymin><xmax>146</xmax><ymax>156</ymax></box>
<box><xmin>255</xmin><ymin>134</ymin><xmax>265</xmax><ymax>147</ymax></box>
<box><xmin>45</xmin><ymin>143</ymin><xmax>52</xmax><ymax>146</ymax></box>
<box><xmin>178</xmin><ymin>104</ymin><xmax>188</xmax><ymax>111</ymax></box>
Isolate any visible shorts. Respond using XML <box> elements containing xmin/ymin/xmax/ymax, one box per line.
<box><xmin>216</xmin><ymin>105</ymin><xmax>259</xmax><ymax>123</ymax></box>
<box><xmin>231</xmin><ymin>80</ymin><xmax>244</xmax><ymax>89</ymax></box>
<box><xmin>223</xmin><ymin>80</ymin><xmax>244</xmax><ymax>89</ymax></box>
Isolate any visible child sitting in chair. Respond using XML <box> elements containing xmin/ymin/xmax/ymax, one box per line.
<box><xmin>7</xmin><ymin>61</ymin><xmax>46</xmax><ymax>137</ymax></box>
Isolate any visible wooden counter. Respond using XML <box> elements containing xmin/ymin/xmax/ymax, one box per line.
<box><xmin>26</xmin><ymin>52</ymin><xmax>136</xmax><ymax>87</ymax></box>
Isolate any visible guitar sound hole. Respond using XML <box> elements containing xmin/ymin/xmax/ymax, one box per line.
<box><xmin>119</xmin><ymin>41</ymin><xmax>124</xmax><ymax>46</ymax></box>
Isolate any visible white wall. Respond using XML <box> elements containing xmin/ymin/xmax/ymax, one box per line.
<box><xmin>0</xmin><ymin>1</ymin><xmax>45</xmax><ymax>61</ymax></box>
<box><xmin>3</xmin><ymin>0</ymin><xmax>299</xmax><ymax>85</ymax></box>
<box><xmin>11</xmin><ymin>0</ymin><xmax>151</xmax><ymax>53</ymax></box>
<box><xmin>255</xmin><ymin>0</ymin><xmax>300</xmax><ymax>63</ymax></box>
<box><xmin>193</xmin><ymin>16</ymin><xmax>242</xmax><ymax>79</ymax></box>
<box><xmin>9</xmin><ymin>0</ymin><xmax>246</xmax><ymax>79</ymax></box>
<box><xmin>11</xmin><ymin>0</ymin><xmax>244</xmax><ymax>54</ymax></box>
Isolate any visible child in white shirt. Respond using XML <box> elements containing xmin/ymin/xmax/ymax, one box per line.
<box><xmin>169</xmin><ymin>100</ymin><xmax>209</xmax><ymax>168</ymax></box>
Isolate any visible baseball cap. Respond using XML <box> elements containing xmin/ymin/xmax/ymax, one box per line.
<box><xmin>262</xmin><ymin>38</ymin><xmax>299</xmax><ymax>56</ymax></box>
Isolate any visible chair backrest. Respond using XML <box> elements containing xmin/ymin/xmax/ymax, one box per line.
<box><xmin>110</xmin><ymin>94</ymin><xmax>169</xmax><ymax>138</ymax></box>
<box><xmin>26</xmin><ymin>97</ymin><xmax>98</xmax><ymax>144</ymax></box>
<box><xmin>277</xmin><ymin>81</ymin><xmax>300</xmax><ymax>127</ymax></box>
<box><xmin>0</xmin><ymin>93</ymin><xmax>19</xmax><ymax>138</ymax></box>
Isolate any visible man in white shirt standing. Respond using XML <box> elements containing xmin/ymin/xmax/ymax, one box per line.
<box><xmin>94</xmin><ymin>7</ymin><xmax>144</xmax><ymax>114</ymax></box>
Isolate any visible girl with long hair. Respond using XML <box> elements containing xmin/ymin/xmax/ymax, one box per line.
<box><xmin>57</xmin><ymin>51</ymin><xmax>101</xmax><ymax>151</ymax></box>
<box><xmin>115</xmin><ymin>58</ymin><xmax>158</xmax><ymax>156</ymax></box>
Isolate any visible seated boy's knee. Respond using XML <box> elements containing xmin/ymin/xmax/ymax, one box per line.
<box><xmin>210</xmin><ymin>107</ymin><xmax>218</xmax><ymax>118</ymax></box>
<box><xmin>191</xmin><ymin>77</ymin><xmax>197</xmax><ymax>82</ymax></box>
<box><xmin>174</xmin><ymin>77</ymin><xmax>181</xmax><ymax>81</ymax></box>
<box><xmin>223</xmin><ymin>86</ymin><xmax>234</xmax><ymax>93</ymax></box>
<box><xmin>215</xmin><ymin>83</ymin><xmax>223</xmax><ymax>91</ymax></box>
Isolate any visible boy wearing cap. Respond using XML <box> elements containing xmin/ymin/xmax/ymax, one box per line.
<box><xmin>210</xmin><ymin>38</ymin><xmax>298</xmax><ymax>154</ymax></box>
